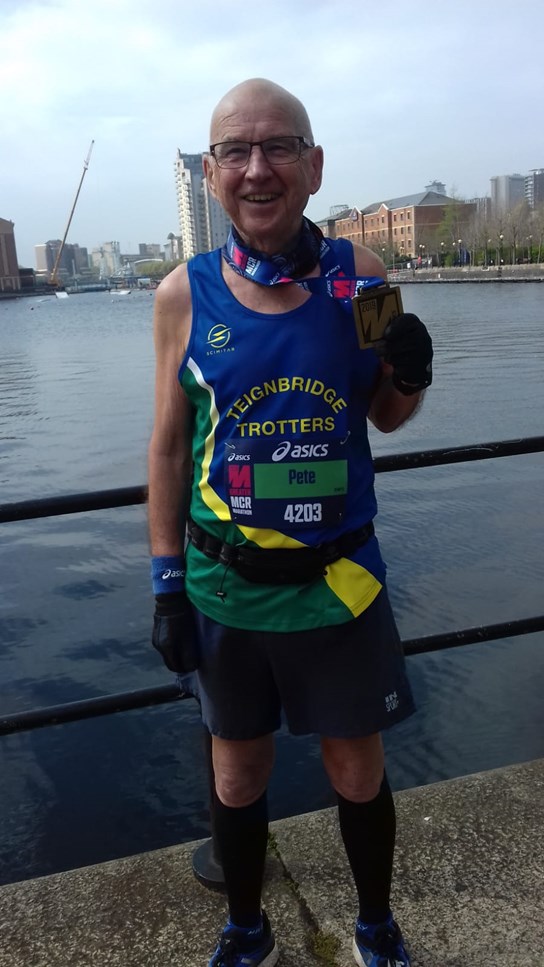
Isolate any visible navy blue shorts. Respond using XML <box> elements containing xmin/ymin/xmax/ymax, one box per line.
<box><xmin>186</xmin><ymin>588</ymin><xmax>415</xmax><ymax>740</ymax></box>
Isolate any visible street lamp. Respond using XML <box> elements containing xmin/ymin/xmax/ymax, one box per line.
<box><xmin>458</xmin><ymin>239</ymin><xmax>462</xmax><ymax>266</ymax></box>
<box><xmin>440</xmin><ymin>241</ymin><xmax>445</xmax><ymax>266</ymax></box>
<box><xmin>527</xmin><ymin>235</ymin><xmax>533</xmax><ymax>263</ymax></box>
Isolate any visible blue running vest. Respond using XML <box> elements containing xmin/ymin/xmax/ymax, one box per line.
<box><xmin>181</xmin><ymin>239</ymin><xmax>387</xmax><ymax>631</ymax></box>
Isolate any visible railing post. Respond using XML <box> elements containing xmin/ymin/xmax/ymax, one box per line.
<box><xmin>191</xmin><ymin>726</ymin><xmax>225</xmax><ymax>891</ymax></box>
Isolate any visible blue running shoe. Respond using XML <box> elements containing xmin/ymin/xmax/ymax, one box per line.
<box><xmin>353</xmin><ymin>913</ymin><xmax>410</xmax><ymax>966</ymax></box>
<box><xmin>208</xmin><ymin>911</ymin><xmax>278</xmax><ymax>967</ymax></box>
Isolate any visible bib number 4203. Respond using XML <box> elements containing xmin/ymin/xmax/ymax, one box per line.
<box><xmin>284</xmin><ymin>502</ymin><xmax>323</xmax><ymax>524</ymax></box>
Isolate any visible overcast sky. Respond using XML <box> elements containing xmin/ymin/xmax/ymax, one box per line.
<box><xmin>2</xmin><ymin>0</ymin><xmax>543</xmax><ymax>266</ymax></box>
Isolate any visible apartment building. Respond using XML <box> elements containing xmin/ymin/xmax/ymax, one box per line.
<box><xmin>174</xmin><ymin>151</ymin><xmax>231</xmax><ymax>260</ymax></box>
<box><xmin>524</xmin><ymin>169</ymin><xmax>544</xmax><ymax>210</ymax></box>
<box><xmin>490</xmin><ymin>174</ymin><xmax>525</xmax><ymax>213</ymax></box>
<box><xmin>35</xmin><ymin>240</ymin><xmax>89</xmax><ymax>279</ymax></box>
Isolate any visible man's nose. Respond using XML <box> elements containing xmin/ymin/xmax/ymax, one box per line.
<box><xmin>244</xmin><ymin>143</ymin><xmax>271</xmax><ymax>174</ymax></box>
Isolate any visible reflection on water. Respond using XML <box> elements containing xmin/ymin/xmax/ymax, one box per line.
<box><xmin>0</xmin><ymin>285</ymin><xmax>543</xmax><ymax>884</ymax></box>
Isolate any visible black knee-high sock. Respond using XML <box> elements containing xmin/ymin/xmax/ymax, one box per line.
<box><xmin>337</xmin><ymin>773</ymin><xmax>396</xmax><ymax>924</ymax></box>
<box><xmin>213</xmin><ymin>790</ymin><xmax>269</xmax><ymax>927</ymax></box>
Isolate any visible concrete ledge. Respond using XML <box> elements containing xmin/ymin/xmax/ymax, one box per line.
<box><xmin>0</xmin><ymin>759</ymin><xmax>542</xmax><ymax>966</ymax></box>
<box><xmin>272</xmin><ymin>758</ymin><xmax>544</xmax><ymax>966</ymax></box>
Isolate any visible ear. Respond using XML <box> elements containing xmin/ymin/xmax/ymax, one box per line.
<box><xmin>308</xmin><ymin>145</ymin><xmax>324</xmax><ymax>196</ymax></box>
<box><xmin>203</xmin><ymin>154</ymin><xmax>218</xmax><ymax>199</ymax></box>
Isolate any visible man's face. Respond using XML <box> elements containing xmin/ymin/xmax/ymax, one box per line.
<box><xmin>204</xmin><ymin>92</ymin><xmax>323</xmax><ymax>255</ymax></box>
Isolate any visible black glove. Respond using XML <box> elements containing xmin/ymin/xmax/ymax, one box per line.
<box><xmin>152</xmin><ymin>592</ymin><xmax>199</xmax><ymax>673</ymax></box>
<box><xmin>380</xmin><ymin>313</ymin><xmax>433</xmax><ymax>395</ymax></box>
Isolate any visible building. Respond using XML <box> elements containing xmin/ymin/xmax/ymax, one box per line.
<box><xmin>466</xmin><ymin>196</ymin><xmax>492</xmax><ymax>219</ymax></box>
<box><xmin>35</xmin><ymin>239</ymin><xmax>61</xmax><ymax>275</ymax></box>
<box><xmin>425</xmin><ymin>180</ymin><xmax>447</xmax><ymax>196</ymax></box>
<box><xmin>490</xmin><ymin>174</ymin><xmax>525</xmax><ymax>213</ymax></box>
<box><xmin>138</xmin><ymin>243</ymin><xmax>163</xmax><ymax>260</ymax></box>
<box><xmin>174</xmin><ymin>151</ymin><xmax>231</xmax><ymax>260</ymax></box>
<box><xmin>90</xmin><ymin>241</ymin><xmax>121</xmax><ymax>278</ymax></box>
<box><xmin>35</xmin><ymin>240</ymin><xmax>89</xmax><ymax>280</ymax></box>
<box><xmin>69</xmin><ymin>244</ymin><xmax>90</xmax><ymax>276</ymax></box>
<box><xmin>0</xmin><ymin>218</ymin><xmax>20</xmax><ymax>292</ymax></box>
<box><xmin>164</xmin><ymin>233</ymin><xmax>183</xmax><ymax>261</ymax></box>
<box><xmin>524</xmin><ymin>169</ymin><xmax>544</xmax><ymax>210</ymax></box>
<box><xmin>333</xmin><ymin>191</ymin><xmax>476</xmax><ymax>260</ymax></box>
<box><xmin>315</xmin><ymin>207</ymin><xmax>352</xmax><ymax>240</ymax></box>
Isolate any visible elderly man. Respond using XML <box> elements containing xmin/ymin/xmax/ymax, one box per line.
<box><xmin>148</xmin><ymin>78</ymin><xmax>432</xmax><ymax>967</ymax></box>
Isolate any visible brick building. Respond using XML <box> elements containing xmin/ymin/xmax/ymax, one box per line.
<box><xmin>332</xmin><ymin>191</ymin><xmax>476</xmax><ymax>261</ymax></box>
<box><xmin>0</xmin><ymin>218</ymin><xmax>20</xmax><ymax>292</ymax></box>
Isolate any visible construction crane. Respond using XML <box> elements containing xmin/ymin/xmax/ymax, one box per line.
<box><xmin>50</xmin><ymin>140</ymin><xmax>94</xmax><ymax>288</ymax></box>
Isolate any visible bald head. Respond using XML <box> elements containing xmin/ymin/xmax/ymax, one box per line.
<box><xmin>209</xmin><ymin>78</ymin><xmax>314</xmax><ymax>143</ymax></box>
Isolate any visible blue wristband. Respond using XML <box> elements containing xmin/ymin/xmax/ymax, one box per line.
<box><xmin>151</xmin><ymin>555</ymin><xmax>186</xmax><ymax>595</ymax></box>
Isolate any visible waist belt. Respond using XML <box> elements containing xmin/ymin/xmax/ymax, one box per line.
<box><xmin>187</xmin><ymin>518</ymin><xmax>374</xmax><ymax>585</ymax></box>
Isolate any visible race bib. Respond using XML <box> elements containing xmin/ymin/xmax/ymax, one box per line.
<box><xmin>224</xmin><ymin>436</ymin><xmax>347</xmax><ymax>529</ymax></box>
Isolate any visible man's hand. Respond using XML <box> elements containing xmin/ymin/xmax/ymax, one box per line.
<box><xmin>379</xmin><ymin>313</ymin><xmax>433</xmax><ymax>395</ymax></box>
<box><xmin>152</xmin><ymin>592</ymin><xmax>199</xmax><ymax>673</ymax></box>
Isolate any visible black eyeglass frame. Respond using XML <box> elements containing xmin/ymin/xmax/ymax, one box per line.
<box><xmin>209</xmin><ymin>136</ymin><xmax>315</xmax><ymax>168</ymax></box>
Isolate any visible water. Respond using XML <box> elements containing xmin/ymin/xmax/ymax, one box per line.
<box><xmin>1</xmin><ymin>284</ymin><xmax>543</xmax><ymax>886</ymax></box>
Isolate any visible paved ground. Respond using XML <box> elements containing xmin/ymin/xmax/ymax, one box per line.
<box><xmin>0</xmin><ymin>759</ymin><xmax>542</xmax><ymax>966</ymax></box>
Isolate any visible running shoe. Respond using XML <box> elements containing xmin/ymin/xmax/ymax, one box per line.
<box><xmin>208</xmin><ymin>911</ymin><xmax>278</xmax><ymax>967</ymax></box>
<box><xmin>353</xmin><ymin>913</ymin><xmax>410</xmax><ymax>966</ymax></box>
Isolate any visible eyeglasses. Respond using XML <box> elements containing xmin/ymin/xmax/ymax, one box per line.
<box><xmin>209</xmin><ymin>136</ymin><xmax>315</xmax><ymax>169</ymax></box>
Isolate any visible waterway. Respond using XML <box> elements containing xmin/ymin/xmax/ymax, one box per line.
<box><xmin>0</xmin><ymin>283</ymin><xmax>543</xmax><ymax>885</ymax></box>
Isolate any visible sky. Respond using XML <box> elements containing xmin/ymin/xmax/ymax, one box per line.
<box><xmin>2</xmin><ymin>0</ymin><xmax>544</xmax><ymax>267</ymax></box>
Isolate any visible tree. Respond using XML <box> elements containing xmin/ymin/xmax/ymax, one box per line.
<box><xmin>530</xmin><ymin>204</ymin><xmax>544</xmax><ymax>263</ymax></box>
<box><xmin>484</xmin><ymin>212</ymin><xmax>508</xmax><ymax>266</ymax></box>
<box><xmin>436</xmin><ymin>193</ymin><xmax>475</xmax><ymax>264</ymax></box>
<box><xmin>135</xmin><ymin>259</ymin><xmax>183</xmax><ymax>279</ymax></box>
<box><xmin>462</xmin><ymin>207</ymin><xmax>492</xmax><ymax>265</ymax></box>
<box><xmin>503</xmin><ymin>202</ymin><xmax>531</xmax><ymax>264</ymax></box>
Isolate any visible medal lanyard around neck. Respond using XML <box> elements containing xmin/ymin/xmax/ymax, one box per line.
<box><xmin>222</xmin><ymin>219</ymin><xmax>385</xmax><ymax>314</ymax></box>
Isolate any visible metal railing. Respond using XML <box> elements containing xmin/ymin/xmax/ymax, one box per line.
<box><xmin>2</xmin><ymin>434</ymin><xmax>543</xmax><ymax>887</ymax></box>
<box><xmin>2</xmin><ymin>435</ymin><xmax>543</xmax><ymax>525</ymax></box>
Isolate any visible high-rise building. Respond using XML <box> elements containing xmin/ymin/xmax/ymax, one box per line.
<box><xmin>490</xmin><ymin>174</ymin><xmax>525</xmax><ymax>213</ymax></box>
<box><xmin>35</xmin><ymin>239</ymin><xmax>62</xmax><ymax>274</ymax></box>
<box><xmin>35</xmin><ymin>239</ymin><xmax>89</xmax><ymax>278</ymax></box>
<box><xmin>174</xmin><ymin>151</ymin><xmax>231</xmax><ymax>260</ymax></box>
<box><xmin>524</xmin><ymin>169</ymin><xmax>544</xmax><ymax>210</ymax></box>
<box><xmin>71</xmin><ymin>244</ymin><xmax>90</xmax><ymax>275</ymax></box>
<box><xmin>0</xmin><ymin>218</ymin><xmax>20</xmax><ymax>292</ymax></box>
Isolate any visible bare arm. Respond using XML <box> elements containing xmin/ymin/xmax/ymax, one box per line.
<box><xmin>368</xmin><ymin>369</ymin><xmax>424</xmax><ymax>433</ymax></box>
<box><xmin>148</xmin><ymin>265</ymin><xmax>194</xmax><ymax>556</ymax></box>
<box><xmin>351</xmin><ymin>243</ymin><xmax>426</xmax><ymax>433</ymax></box>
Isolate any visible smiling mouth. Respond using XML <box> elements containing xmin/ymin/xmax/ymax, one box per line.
<box><xmin>243</xmin><ymin>194</ymin><xmax>279</xmax><ymax>203</ymax></box>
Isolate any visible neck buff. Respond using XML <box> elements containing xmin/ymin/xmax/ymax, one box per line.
<box><xmin>222</xmin><ymin>217</ymin><xmax>384</xmax><ymax>312</ymax></box>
